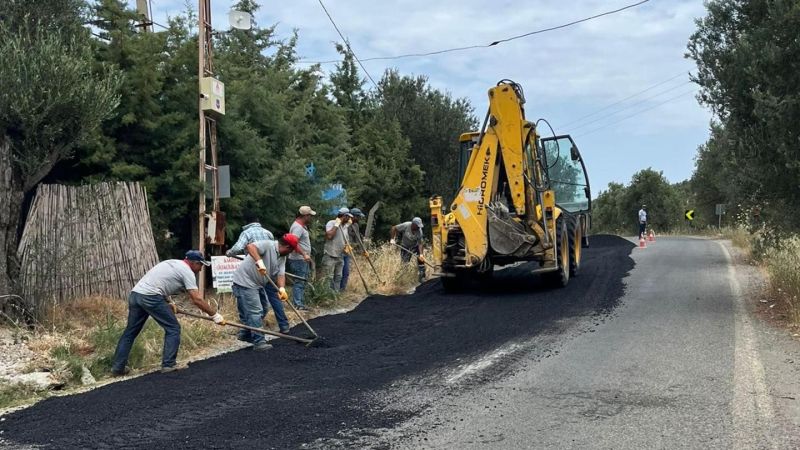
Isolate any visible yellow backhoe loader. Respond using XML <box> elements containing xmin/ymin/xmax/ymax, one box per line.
<box><xmin>429</xmin><ymin>80</ymin><xmax>591</xmax><ymax>292</ymax></box>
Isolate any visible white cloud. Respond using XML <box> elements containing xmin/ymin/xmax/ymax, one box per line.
<box><xmin>130</xmin><ymin>0</ymin><xmax>713</xmax><ymax>190</ymax></box>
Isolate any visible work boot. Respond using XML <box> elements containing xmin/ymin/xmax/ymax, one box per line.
<box><xmin>111</xmin><ymin>367</ymin><xmax>130</xmax><ymax>377</ymax></box>
<box><xmin>160</xmin><ymin>363</ymin><xmax>188</xmax><ymax>374</ymax></box>
<box><xmin>253</xmin><ymin>342</ymin><xmax>273</xmax><ymax>351</ymax></box>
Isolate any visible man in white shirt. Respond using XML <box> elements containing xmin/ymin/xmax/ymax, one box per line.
<box><xmin>288</xmin><ymin>206</ymin><xmax>315</xmax><ymax>310</ymax></box>
<box><xmin>323</xmin><ymin>207</ymin><xmax>352</xmax><ymax>291</ymax></box>
<box><xmin>638</xmin><ymin>205</ymin><xmax>647</xmax><ymax>238</ymax></box>
<box><xmin>112</xmin><ymin>250</ymin><xmax>224</xmax><ymax>375</ymax></box>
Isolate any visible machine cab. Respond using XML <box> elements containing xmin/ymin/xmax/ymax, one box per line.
<box><xmin>456</xmin><ymin>132</ymin><xmax>481</xmax><ymax>188</ymax></box>
<box><xmin>540</xmin><ymin>135</ymin><xmax>591</xmax><ymax>214</ymax></box>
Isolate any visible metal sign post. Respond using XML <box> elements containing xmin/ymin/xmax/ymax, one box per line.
<box><xmin>715</xmin><ymin>204</ymin><xmax>726</xmax><ymax>228</ymax></box>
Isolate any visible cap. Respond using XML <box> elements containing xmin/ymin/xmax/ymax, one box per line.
<box><xmin>350</xmin><ymin>208</ymin><xmax>366</xmax><ymax>218</ymax></box>
<box><xmin>412</xmin><ymin>217</ymin><xmax>424</xmax><ymax>228</ymax></box>
<box><xmin>338</xmin><ymin>207</ymin><xmax>353</xmax><ymax>217</ymax></box>
<box><xmin>281</xmin><ymin>233</ymin><xmax>300</xmax><ymax>251</ymax></box>
<box><xmin>299</xmin><ymin>205</ymin><xmax>317</xmax><ymax>216</ymax></box>
<box><xmin>185</xmin><ymin>250</ymin><xmax>210</xmax><ymax>266</ymax></box>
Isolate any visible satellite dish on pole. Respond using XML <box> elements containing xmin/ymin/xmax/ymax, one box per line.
<box><xmin>228</xmin><ymin>10</ymin><xmax>253</xmax><ymax>30</ymax></box>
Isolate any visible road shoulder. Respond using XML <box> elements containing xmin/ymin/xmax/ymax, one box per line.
<box><xmin>720</xmin><ymin>240</ymin><xmax>800</xmax><ymax>447</ymax></box>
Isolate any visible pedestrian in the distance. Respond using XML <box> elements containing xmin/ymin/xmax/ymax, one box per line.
<box><xmin>323</xmin><ymin>207</ymin><xmax>352</xmax><ymax>291</ymax></box>
<box><xmin>231</xmin><ymin>235</ymin><xmax>299</xmax><ymax>351</ymax></box>
<box><xmin>288</xmin><ymin>205</ymin><xmax>315</xmax><ymax>310</ymax></box>
<box><xmin>638</xmin><ymin>205</ymin><xmax>647</xmax><ymax>238</ymax></box>
<box><xmin>390</xmin><ymin>217</ymin><xmax>426</xmax><ymax>283</ymax></box>
<box><xmin>111</xmin><ymin>250</ymin><xmax>225</xmax><ymax>376</ymax></box>
<box><xmin>226</xmin><ymin>213</ymin><xmax>290</xmax><ymax>336</ymax></box>
<box><xmin>340</xmin><ymin>207</ymin><xmax>367</xmax><ymax>291</ymax></box>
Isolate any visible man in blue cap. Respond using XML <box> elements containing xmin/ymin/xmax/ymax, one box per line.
<box><xmin>323</xmin><ymin>207</ymin><xmax>352</xmax><ymax>291</ymax></box>
<box><xmin>390</xmin><ymin>217</ymin><xmax>426</xmax><ymax>283</ymax></box>
<box><xmin>340</xmin><ymin>207</ymin><xmax>367</xmax><ymax>291</ymax></box>
<box><xmin>112</xmin><ymin>250</ymin><xmax>225</xmax><ymax>376</ymax></box>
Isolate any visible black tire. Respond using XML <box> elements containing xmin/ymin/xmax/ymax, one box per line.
<box><xmin>545</xmin><ymin>217</ymin><xmax>570</xmax><ymax>287</ymax></box>
<box><xmin>568</xmin><ymin>216</ymin><xmax>581</xmax><ymax>277</ymax></box>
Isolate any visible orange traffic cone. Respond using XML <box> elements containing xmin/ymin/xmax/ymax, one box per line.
<box><xmin>639</xmin><ymin>236</ymin><xmax>647</xmax><ymax>248</ymax></box>
<box><xmin>648</xmin><ymin>230</ymin><xmax>655</xmax><ymax>242</ymax></box>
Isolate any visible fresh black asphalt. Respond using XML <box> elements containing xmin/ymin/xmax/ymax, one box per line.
<box><xmin>0</xmin><ymin>235</ymin><xmax>634</xmax><ymax>449</ymax></box>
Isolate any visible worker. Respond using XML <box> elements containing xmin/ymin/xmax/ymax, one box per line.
<box><xmin>111</xmin><ymin>250</ymin><xmax>225</xmax><ymax>376</ymax></box>
<box><xmin>390</xmin><ymin>217</ymin><xmax>426</xmax><ymax>283</ymax></box>
<box><xmin>288</xmin><ymin>205</ymin><xmax>315</xmax><ymax>310</ymax></box>
<box><xmin>231</xmin><ymin>235</ymin><xmax>299</xmax><ymax>351</ymax></box>
<box><xmin>226</xmin><ymin>213</ymin><xmax>290</xmax><ymax>336</ymax></box>
<box><xmin>638</xmin><ymin>205</ymin><xmax>647</xmax><ymax>238</ymax></box>
<box><xmin>340</xmin><ymin>207</ymin><xmax>367</xmax><ymax>291</ymax></box>
<box><xmin>323</xmin><ymin>207</ymin><xmax>352</xmax><ymax>291</ymax></box>
<box><xmin>225</xmin><ymin>212</ymin><xmax>274</xmax><ymax>257</ymax></box>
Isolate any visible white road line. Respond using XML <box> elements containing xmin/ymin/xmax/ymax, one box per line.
<box><xmin>446</xmin><ymin>343</ymin><xmax>522</xmax><ymax>384</ymax></box>
<box><xmin>719</xmin><ymin>242</ymin><xmax>776</xmax><ymax>450</ymax></box>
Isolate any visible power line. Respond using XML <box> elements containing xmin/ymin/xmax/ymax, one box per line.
<box><xmin>569</xmin><ymin>80</ymin><xmax>693</xmax><ymax>131</ymax></box>
<box><xmin>561</xmin><ymin>71</ymin><xmax>691</xmax><ymax>128</ymax></box>
<box><xmin>576</xmin><ymin>89</ymin><xmax>698</xmax><ymax>138</ymax></box>
<box><xmin>317</xmin><ymin>0</ymin><xmax>381</xmax><ymax>92</ymax></box>
<box><xmin>300</xmin><ymin>0</ymin><xmax>650</xmax><ymax>64</ymax></box>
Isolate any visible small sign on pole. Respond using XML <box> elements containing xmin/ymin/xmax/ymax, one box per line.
<box><xmin>211</xmin><ymin>256</ymin><xmax>242</xmax><ymax>293</ymax></box>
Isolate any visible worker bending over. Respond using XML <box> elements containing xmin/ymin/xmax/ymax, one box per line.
<box><xmin>231</xmin><ymin>235</ymin><xmax>299</xmax><ymax>351</ymax></box>
<box><xmin>390</xmin><ymin>217</ymin><xmax>426</xmax><ymax>283</ymax></box>
<box><xmin>111</xmin><ymin>250</ymin><xmax>224</xmax><ymax>375</ymax></box>
<box><xmin>227</xmin><ymin>214</ymin><xmax>290</xmax><ymax>335</ymax></box>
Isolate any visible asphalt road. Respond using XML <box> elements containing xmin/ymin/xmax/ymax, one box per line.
<box><xmin>1</xmin><ymin>236</ymin><xmax>798</xmax><ymax>449</ymax></box>
<box><xmin>371</xmin><ymin>237</ymin><xmax>800</xmax><ymax>449</ymax></box>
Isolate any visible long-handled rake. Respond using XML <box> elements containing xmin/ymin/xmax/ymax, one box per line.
<box><xmin>175</xmin><ymin>308</ymin><xmax>323</xmax><ymax>347</ymax></box>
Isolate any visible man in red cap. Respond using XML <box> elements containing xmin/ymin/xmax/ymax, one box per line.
<box><xmin>231</xmin><ymin>234</ymin><xmax>299</xmax><ymax>349</ymax></box>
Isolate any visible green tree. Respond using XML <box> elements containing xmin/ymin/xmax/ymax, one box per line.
<box><xmin>377</xmin><ymin>69</ymin><xmax>478</xmax><ymax>201</ymax></box>
<box><xmin>0</xmin><ymin>0</ymin><xmax>121</xmax><ymax>299</ymax></box>
<box><xmin>687</xmin><ymin>0</ymin><xmax>800</xmax><ymax>230</ymax></box>
<box><xmin>592</xmin><ymin>169</ymin><xmax>683</xmax><ymax>234</ymax></box>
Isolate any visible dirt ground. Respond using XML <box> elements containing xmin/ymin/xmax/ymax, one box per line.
<box><xmin>0</xmin><ymin>235</ymin><xmax>635</xmax><ymax>449</ymax></box>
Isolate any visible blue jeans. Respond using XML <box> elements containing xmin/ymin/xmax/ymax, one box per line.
<box><xmin>264</xmin><ymin>283</ymin><xmax>290</xmax><ymax>332</ymax></box>
<box><xmin>287</xmin><ymin>259</ymin><xmax>309</xmax><ymax>307</ymax></box>
<box><xmin>112</xmin><ymin>292</ymin><xmax>181</xmax><ymax>371</ymax></box>
<box><xmin>400</xmin><ymin>246</ymin><xmax>426</xmax><ymax>283</ymax></box>
<box><xmin>341</xmin><ymin>255</ymin><xmax>351</xmax><ymax>290</ymax></box>
<box><xmin>233</xmin><ymin>284</ymin><xmax>267</xmax><ymax>344</ymax></box>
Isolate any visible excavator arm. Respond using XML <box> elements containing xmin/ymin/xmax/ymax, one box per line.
<box><xmin>430</xmin><ymin>80</ymin><xmax>591</xmax><ymax>291</ymax></box>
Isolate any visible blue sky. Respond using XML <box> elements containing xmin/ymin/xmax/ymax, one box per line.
<box><xmin>139</xmin><ymin>0</ymin><xmax>712</xmax><ymax>194</ymax></box>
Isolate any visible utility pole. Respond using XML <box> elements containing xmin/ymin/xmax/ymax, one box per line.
<box><xmin>135</xmin><ymin>0</ymin><xmax>153</xmax><ymax>32</ymax></box>
<box><xmin>197</xmin><ymin>0</ymin><xmax>225</xmax><ymax>295</ymax></box>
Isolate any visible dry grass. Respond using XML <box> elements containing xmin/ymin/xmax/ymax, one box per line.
<box><xmin>720</xmin><ymin>226</ymin><xmax>800</xmax><ymax>326</ymax></box>
<box><xmin>721</xmin><ymin>226</ymin><xmax>752</xmax><ymax>254</ymax></box>
<box><xmin>0</xmin><ymin>243</ymin><xmax>426</xmax><ymax>410</ymax></box>
<box><xmin>762</xmin><ymin>236</ymin><xmax>800</xmax><ymax>325</ymax></box>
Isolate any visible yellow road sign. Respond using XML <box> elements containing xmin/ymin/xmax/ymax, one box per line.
<box><xmin>685</xmin><ymin>209</ymin><xmax>695</xmax><ymax>221</ymax></box>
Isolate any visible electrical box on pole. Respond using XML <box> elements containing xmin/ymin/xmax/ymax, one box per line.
<box><xmin>200</xmin><ymin>77</ymin><xmax>225</xmax><ymax>115</ymax></box>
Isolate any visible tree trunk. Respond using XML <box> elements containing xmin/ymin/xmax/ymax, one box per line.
<box><xmin>0</xmin><ymin>136</ymin><xmax>26</xmax><ymax>312</ymax></box>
